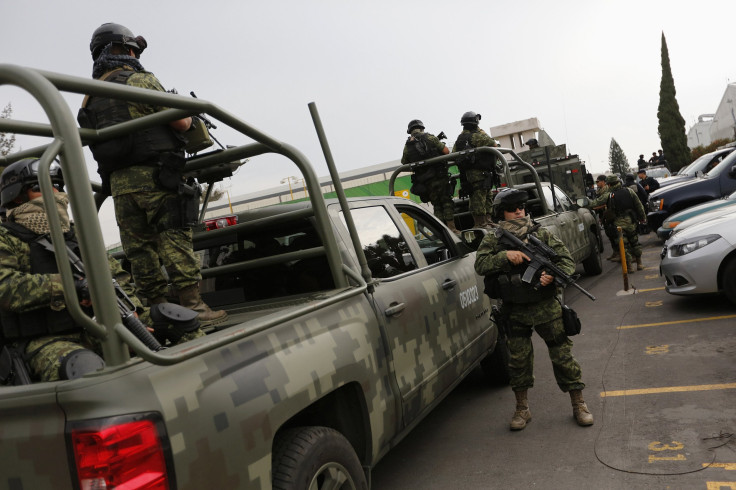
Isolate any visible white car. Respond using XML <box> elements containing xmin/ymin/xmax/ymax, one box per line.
<box><xmin>660</xmin><ymin>211</ymin><xmax>736</xmax><ymax>304</ymax></box>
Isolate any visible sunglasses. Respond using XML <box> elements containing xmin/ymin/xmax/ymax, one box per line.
<box><xmin>503</xmin><ymin>203</ymin><xmax>526</xmax><ymax>212</ymax></box>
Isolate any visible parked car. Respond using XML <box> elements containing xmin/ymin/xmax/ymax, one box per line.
<box><xmin>641</xmin><ymin>164</ymin><xmax>672</xmax><ymax>181</ymax></box>
<box><xmin>660</xmin><ymin>210</ymin><xmax>736</xmax><ymax>304</ymax></box>
<box><xmin>656</xmin><ymin>147</ymin><xmax>735</xmax><ymax>189</ymax></box>
<box><xmin>656</xmin><ymin>189</ymin><xmax>736</xmax><ymax>240</ymax></box>
<box><xmin>647</xmin><ymin>150</ymin><xmax>736</xmax><ymax>231</ymax></box>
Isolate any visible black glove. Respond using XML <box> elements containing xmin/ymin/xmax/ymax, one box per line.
<box><xmin>74</xmin><ymin>278</ymin><xmax>90</xmax><ymax>302</ymax></box>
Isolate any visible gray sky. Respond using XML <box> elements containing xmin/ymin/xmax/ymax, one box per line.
<box><xmin>2</xmin><ymin>0</ymin><xmax>735</xmax><ymax>245</ymax></box>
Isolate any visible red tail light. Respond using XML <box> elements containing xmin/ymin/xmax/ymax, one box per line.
<box><xmin>69</xmin><ymin>414</ymin><xmax>172</xmax><ymax>490</ymax></box>
<box><xmin>204</xmin><ymin>215</ymin><xmax>238</xmax><ymax>231</ymax></box>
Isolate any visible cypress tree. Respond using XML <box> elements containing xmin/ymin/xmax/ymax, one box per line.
<box><xmin>608</xmin><ymin>138</ymin><xmax>631</xmax><ymax>177</ymax></box>
<box><xmin>657</xmin><ymin>33</ymin><xmax>690</xmax><ymax>172</ymax></box>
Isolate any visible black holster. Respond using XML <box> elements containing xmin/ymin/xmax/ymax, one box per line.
<box><xmin>0</xmin><ymin>344</ymin><xmax>32</xmax><ymax>385</ymax></box>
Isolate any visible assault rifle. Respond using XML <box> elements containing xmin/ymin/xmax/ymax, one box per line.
<box><xmin>36</xmin><ymin>237</ymin><xmax>165</xmax><ymax>352</ymax></box>
<box><xmin>498</xmin><ymin>229</ymin><xmax>596</xmax><ymax>301</ymax></box>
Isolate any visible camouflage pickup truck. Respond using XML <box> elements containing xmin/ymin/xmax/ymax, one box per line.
<box><xmin>389</xmin><ymin>147</ymin><xmax>604</xmax><ymax>278</ymax></box>
<box><xmin>0</xmin><ymin>65</ymin><xmax>504</xmax><ymax>489</ymax></box>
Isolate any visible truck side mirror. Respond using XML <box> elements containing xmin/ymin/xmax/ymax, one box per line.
<box><xmin>729</xmin><ymin>165</ymin><xmax>736</xmax><ymax>178</ymax></box>
<box><xmin>460</xmin><ymin>228</ymin><xmax>487</xmax><ymax>251</ymax></box>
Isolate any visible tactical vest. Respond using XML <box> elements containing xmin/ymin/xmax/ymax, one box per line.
<box><xmin>454</xmin><ymin>130</ymin><xmax>494</xmax><ymax>171</ymax></box>
<box><xmin>404</xmin><ymin>132</ymin><xmax>440</xmax><ymax>163</ymax></box>
<box><xmin>77</xmin><ymin>70</ymin><xmax>186</xmax><ymax>177</ymax></box>
<box><xmin>483</xmin><ymin>231</ymin><xmax>558</xmax><ymax>304</ymax></box>
<box><xmin>609</xmin><ymin>187</ymin><xmax>636</xmax><ymax>220</ymax></box>
<box><xmin>0</xmin><ymin>223</ymin><xmax>79</xmax><ymax>340</ymax></box>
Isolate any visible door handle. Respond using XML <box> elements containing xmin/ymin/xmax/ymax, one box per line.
<box><xmin>442</xmin><ymin>279</ymin><xmax>457</xmax><ymax>290</ymax></box>
<box><xmin>384</xmin><ymin>302</ymin><xmax>406</xmax><ymax>317</ymax></box>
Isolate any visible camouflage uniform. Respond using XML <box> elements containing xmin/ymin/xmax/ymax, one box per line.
<box><xmin>105</xmin><ymin>69</ymin><xmax>202</xmax><ymax>300</ymax></box>
<box><xmin>588</xmin><ymin>183</ymin><xmax>618</xmax><ymax>253</ymax></box>
<box><xmin>452</xmin><ymin>129</ymin><xmax>497</xmax><ymax>219</ymax></box>
<box><xmin>0</xmin><ymin>200</ymin><xmax>142</xmax><ymax>382</ymax></box>
<box><xmin>402</xmin><ymin>129</ymin><xmax>453</xmax><ymax>222</ymax></box>
<box><xmin>607</xmin><ymin>181</ymin><xmax>646</xmax><ymax>268</ymax></box>
<box><xmin>474</xmin><ymin>219</ymin><xmax>585</xmax><ymax>393</ymax></box>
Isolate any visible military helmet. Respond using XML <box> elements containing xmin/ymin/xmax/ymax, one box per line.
<box><xmin>493</xmin><ymin>187</ymin><xmax>529</xmax><ymax>219</ymax></box>
<box><xmin>0</xmin><ymin>158</ymin><xmax>65</xmax><ymax>209</ymax></box>
<box><xmin>90</xmin><ymin>23</ymin><xmax>146</xmax><ymax>60</ymax></box>
<box><xmin>605</xmin><ymin>174</ymin><xmax>620</xmax><ymax>185</ymax></box>
<box><xmin>460</xmin><ymin>111</ymin><xmax>481</xmax><ymax>126</ymax></box>
<box><xmin>407</xmin><ymin>119</ymin><xmax>425</xmax><ymax>134</ymax></box>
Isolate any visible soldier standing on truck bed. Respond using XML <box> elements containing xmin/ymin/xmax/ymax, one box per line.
<box><xmin>474</xmin><ymin>188</ymin><xmax>594</xmax><ymax>430</ymax></box>
<box><xmin>77</xmin><ymin>23</ymin><xmax>226</xmax><ymax>326</ymax></box>
<box><xmin>401</xmin><ymin>119</ymin><xmax>458</xmax><ymax>235</ymax></box>
<box><xmin>452</xmin><ymin>111</ymin><xmax>498</xmax><ymax>229</ymax></box>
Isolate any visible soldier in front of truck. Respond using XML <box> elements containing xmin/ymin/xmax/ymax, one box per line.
<box><xmin>401</xmin><ymin>119</ymin><xmax>458</xmax><ymax>235</ymax></box>
<box><xmin>452</xmin><ymin>111</ymin><xmax>498</xmax><ymax>229</ymax></box>
<box><xmin>474</xmin><ymin>188</ymin><xmax>593</xmax><ymax>430</ymax></box>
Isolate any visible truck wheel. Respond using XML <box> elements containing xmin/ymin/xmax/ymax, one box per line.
<box><xmin>273</xmin><ymin>426</ymin><xmax>367</xmax><ymax>490</ymax></box>
<box><xmin>582</xmin><ymin>234</ymin><xmax>603</xmax><ymax>276</ymax></box>
<box><xmin>481</xmin><ymin>335</ymin><xmax>511</xmax><ymax>385</ymax></box>
<box><xmin>722</xmin><ymin>258</ymin><xmax>736</xmax><ymax>305</ymax></box>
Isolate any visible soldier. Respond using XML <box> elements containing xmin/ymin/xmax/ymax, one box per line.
<box><xmin>77</xmin><ymin>23</ymin><xmax>226</xmax><ymax>326</ymax></box>
<box><xmin>589</xmin><ymin>174</ymin><xmax>619</xmax><ymax>261</ymax></box>
<box><xmin>637</xmin><ymin>168</ymin><xmax>660</xmax><ymax>194</ymax></box>
<box><xmin>452</xmin><ymin>111</ymin><xmax>499</xmax><ymax>229</ymax></box>
<box><xmin>637</xmin><ymin>154</ymin><xmax>648</xmax><ymax>170</ymax></box>
<box><xmin>604</xmin><ymin>174</ymin><xmax>647</xmax><ymax>272</ymax></box>
<box><xmin>0</xmin><ymin>159</ymin><xmax>205</xmax><ymax>384</ymax></box>
<box><xmin>401</xmin><ymin>119</ymin><xmax>457</xmax><ymax>234</ymax></box>
<box><xmin>474</xmin><ymin>188</ymin><xmax>593</xmax><ymax>430</ymax></box>
<box><xmin>624</xmin><ymin>173</ymin><xmax>648</xmax><ymax>210</ymax></box>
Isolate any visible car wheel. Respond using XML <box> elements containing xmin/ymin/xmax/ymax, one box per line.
<box><xmin>481</xmin><ymin>335</ymin><xmax>511</xmax><ymax>385</ymax></box>
<box><xmin>582</xmin><ymin>233</ymin><xmax>603</xmax><ymax>276</ymax></box>
<box><xmin>273</xmin><ymin>426</ymin><xmax>367</xmax><ymax>490</ymax></box>
<box><xmin>722</xmin><ymin>257</ymin><xmax>736</xmax><ymax>305</ymax></box>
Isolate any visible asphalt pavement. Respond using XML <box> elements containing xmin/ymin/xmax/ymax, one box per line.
<box><xmin>371</xmin><ymin>233</ymin><xmax>736</xmax><ymax>490</ymax></box>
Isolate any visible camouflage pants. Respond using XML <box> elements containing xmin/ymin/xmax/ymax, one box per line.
<box><xmin>114</xmin><ymin>190</ymin><xmax>201</xmax><ymax>300</ymax></box>
<box><xmin>427</xmin><ymin>178</ymin><xmax>455</xmax><ymax>222</ymax></box>
<box><xmin>602</xmin><ymin>218</ymin><xmax>618</xmax><ymax>251</ymax></box>
<box><xmin>464</xmin><ymin>169</ymin><xmax>493</xmax><ymax>217</ymax></box>
<box><xmin>25</xmin><ymin>331</ymin><xmax>100</xmax><ymax>382</ymax></box>
<box><xmin>507</xmin><ymin>316</ymin><xmax>585</xmax><ymax>392</ymax></box>
<box><xmin>613</xmin><ymin>216</ymin><xmax>641</xmax><ymax>266</ymax></box>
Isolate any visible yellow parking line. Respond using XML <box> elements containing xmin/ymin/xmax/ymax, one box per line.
<box><xmin>637</xmin><ymin>287</ymin><xmax>666</xmax><ymax>292</ymax></box>
<box><xmin>704</xmin><ymin>463</ymin><xmax>736</xmax><ymax>470</ymax></box>
<box><xmin>618</xmin><ymin>315</ymin><xmax>736</xmax><ymax>329</ymax></box>
<box><xmin>601</xmin><ymin>383</ymin><xmax>736</xmax><ymax>397</ymax></box>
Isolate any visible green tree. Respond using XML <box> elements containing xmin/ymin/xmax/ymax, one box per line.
<box><xmin>657</xmin><ymin>33</ymin><xmax>690</xmax><ymax>172</ymax></box>
<box><xmin>0</xmin><ymin>103</ymin><xmax>16</xmax><ymax>157</ymax></box>
<box><xmin>608</xmin><ymin>138</ymin><xmax>631</xmax><ymax>176</ymax></box>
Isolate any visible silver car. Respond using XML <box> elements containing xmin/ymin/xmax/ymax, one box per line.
<box><xmin>660</xmin><ymin>210</ymin><xmax>736</xmax><ymax>304</ymax></box>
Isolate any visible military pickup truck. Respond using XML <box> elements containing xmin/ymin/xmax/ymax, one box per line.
<box><xmin>0</xmin><ymin>65</ymin><xmax>505</xmax><ymax>489</ymax></box>
<box><xmin>388</xmin><ymin>147</ymin><xmax>604</xmax><ymax>278</ymax></box>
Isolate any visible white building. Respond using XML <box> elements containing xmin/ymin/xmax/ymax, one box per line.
<box><xmin>687</xmin><ymin>83</ymin><xmax>736</xmax><ymax>148</ymax></box>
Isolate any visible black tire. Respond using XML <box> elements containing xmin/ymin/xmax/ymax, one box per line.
<box><xmin>722</xmin><ymin>257</ymin><xmax>736</xmax><ymax>305</ymax></box>
<box><xmin>481</xmin><ymin>335</ymin><xmax>511</xmax><ymax>385</ymax></box>
<box><xmin>582</xmin><ymin>233</ymin><xmax>603</xmax><ymax>276</ymax></box>
<box><xmin>272</xmin><ymin>426</ymin><xmax>367</xmax><ymax>490</ymax></box>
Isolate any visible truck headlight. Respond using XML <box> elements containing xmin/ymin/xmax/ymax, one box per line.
<box><xmin>669</xmin><ymin>234</ymin><xmax>721</xmax><ymax>257</ymax></box>
<box><xmin>649</xmin><ymin>198</ymin><xmax>662</xmax><ymax>212</ymax></box>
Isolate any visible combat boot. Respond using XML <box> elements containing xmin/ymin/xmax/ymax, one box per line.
<box><xmin>177</xmin><ymin>285</ymin><xmax>228</xmax><ymax>327</ymax></box>
<box><xmin>510</xmin><ymin>390</ymin><xmax>532</xmax><ymax>431</ymax></box>
<box><xmin>446</xmin><ymin>220</ymin><xmax>461</xmax><ymax>236</ymax></box>
<box><xmin>636</xmin><ymin>256</ymin><xmax>645</xmax><ymax>271</ymax></box>
<box><xmin>569</xmin><ymin>389</ymin><xmax>594</xmax><ymax>426</ymax></box>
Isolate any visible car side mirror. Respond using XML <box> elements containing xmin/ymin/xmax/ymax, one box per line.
<box><xmin>460</xmin><ymin>228</ymin><xmax>487</xmax><ymax>251</ymax></box>
<box><xmin>576</xmin><ymin>196</ymin><xmax>590</xmax><ymax>207</ymax></box>
<box><xmin>729</xmin><ymin>165</ymin><xmax>736</xmax><ymax>178</ymax></box>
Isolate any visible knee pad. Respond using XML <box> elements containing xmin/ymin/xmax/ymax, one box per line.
<box><xmin>58</xmin><ymin>349</ymin><xmax>105</xmax><ymax>380</ymax></box>
<box><xmin>150</xmin><ymin>302</ymin><xmax>201</xmax><ymax>344</ymax></box>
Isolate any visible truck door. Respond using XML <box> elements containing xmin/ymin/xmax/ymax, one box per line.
<box><xmin>343</xmin><ymin>203</ymin><xmax>490</xmax><ymax>426</ymax></box>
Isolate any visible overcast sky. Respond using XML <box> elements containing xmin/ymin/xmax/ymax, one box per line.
<box><xmin>2</xmin><ymin>0</ymin><xmax>735</xmax><ymax>245</ymax></box>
